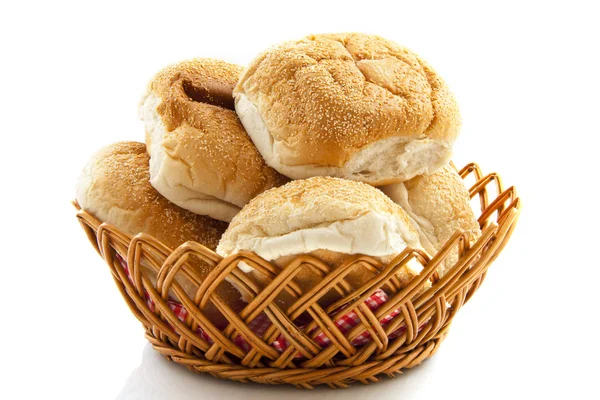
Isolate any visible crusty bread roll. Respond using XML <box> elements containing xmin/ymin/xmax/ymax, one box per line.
<box><xmin>76</xmin><ymin>142</ymin><xmax>244</xmax><ymax>327</ymax></box>
<box><xmin>140</xmin><ymin>58</ymin><xmax>288</xmax><ymax>222</ymax></box>
<box><xmin>234</xmin><ymin>33</ymin><xmax>461</xmax><ymax>185</ymax></box>
<box><xmin>216</xmin><ymin>176</ymin><xmax>427</xmax><ymax>308</ymax></box>
<box><xmin>380</xmin><ymin>164</ymin><xmax>481</xmax><ymax>275</ymax></box>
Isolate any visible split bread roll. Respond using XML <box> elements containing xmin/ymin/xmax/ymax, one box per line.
<box><xmin>235</xmin><ymin>32</ymin><xmax>461</xmax><ymax>185</ymax></box>
<box><xmin>76</xmin><ymin>142</ymin><xmax>245</xmax><ymax>327</ymax></box>
<box><xmin>140</xmin><ymin>58</ymin><xmax>288</xmax><ymax>222</ymax></box>
<box><xmin>216</xmin><ymin>177</ymin><xmax>428</xmax><ymax>309</ymax></box>
<box><xmin>380</xmin><ymin>164</ymin><xmax>481</xmax><ymax>276</ymax></box>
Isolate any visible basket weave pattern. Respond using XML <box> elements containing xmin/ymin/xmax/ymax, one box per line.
<box><xmin>75</xmin><ymin>163</ymin><xmax>520</xmax><ymax>388</ymax></box>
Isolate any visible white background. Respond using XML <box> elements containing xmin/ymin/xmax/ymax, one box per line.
<box><xmin>1</xmin><ymin>1</ymin><xmax>599</xmax><ymax>399</ymax></box>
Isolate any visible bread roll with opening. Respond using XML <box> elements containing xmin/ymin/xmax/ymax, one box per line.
<box><xmin>217</xmin><ymin>177</ymin><xmax>429</xmax><ymax>309</ymax></box>
<box><xmin>76</xmin><ymin>142</ymin><xmax>244</xmax><ymax>327</ymax></box>
<box><xmin>380</xmin><ymin>164</ymin><xmax>481</xmax><ymax>275</ymax></box>
<box><xmin>235</xmin><ymin>33</ymin><xmax>461</xmax><ymax>185</ymax></box>
<box><xmin>140</xmin><ymin>58</ymin><xmax>288</xmax><ymax>222</ymax></box>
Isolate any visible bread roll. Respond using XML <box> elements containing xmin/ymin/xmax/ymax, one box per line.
<box><xmin>380</xmin><ymin>164</ymin><xmax>481</xmax><ymax>275</ymax></box>
<box><xmin>216</xmin><ymin>177</ymin><xmax>427</xmax><ymax>308</ymax></box>
<box><xmin>235</xmin><ymin>33</ymin><xmax>461</xmax><ymax>185</ymax></box>
<box><xmin>140</xmin><ymin>58</ymin><xmax>288</xmax><ymax>222</ymax></box>
<box><xmin>76</xmin><ymin>142</ymin><xmax>244</xmax><ymax>327</ymax></box>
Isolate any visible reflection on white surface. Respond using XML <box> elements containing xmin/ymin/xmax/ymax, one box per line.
<box><xmin>116</xmin><ymin>344</ymin><xmax>441</xmax><ymax>400</ymax></box>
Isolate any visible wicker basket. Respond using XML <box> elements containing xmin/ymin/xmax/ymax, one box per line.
<box><xmin>74</xmin><ymin>162</ymin><xmax>520</xmax><ymax>388</ymax></box>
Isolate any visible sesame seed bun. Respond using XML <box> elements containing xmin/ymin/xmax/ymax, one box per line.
<box><xmin>235</xmin><ymin>33</ymin><xmax>461</xmax><ymax>185</ymax></box>
<box><xmin>216</xmin><ymin>176</ymin><xmax>426</xmax><ymax>308</ymax></box>
<box><xmin>76</xmin><ymin>142</ymin><xmax>244</xmax><ymax>326</ymax></box>
<box><xmin>380</xmin><ymin>164</ymin><xmax>481</xmax><ymax>275</ymax></box>
<box><xmin>140</xmin><ymin>59</ymin><xmax>288</xmax><ymax>222</ymax></box>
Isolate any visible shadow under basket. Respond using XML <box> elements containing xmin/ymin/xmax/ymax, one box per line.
<box><xmin>74</xmin><ymin>162</ymin><xmax>520</xmax><ymax>388</ymax></box>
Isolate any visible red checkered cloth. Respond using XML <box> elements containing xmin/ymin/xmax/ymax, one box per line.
<box><xmin>115</xmin><ymin>253</ymin><xmax>417</xmax><ymax>356</ymax></box>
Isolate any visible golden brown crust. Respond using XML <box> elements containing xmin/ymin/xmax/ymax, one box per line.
<box><xmin>236</xmin><ymin>33</ymin><xmax>461</xmax><ymax>168</ymax></box>
<box><xmin>144</xmin><ymin>59</ymin><xmax>288</xmax><ymax>217</ymax></box>
<box><xmin>150</xmin><ymin>58</ymin><xmax>242</xmax><ymax>117</ymax></box>
<box><xmin>149</xmin><ymin>58</ymin><xmax>242</xmax><ymax>131</ymax></box>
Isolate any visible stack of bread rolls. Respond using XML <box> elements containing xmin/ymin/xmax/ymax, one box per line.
<box><xmin>77</xmin><ymin>33</ymin><xmax>480</xmax><ymax>323</ymax></box>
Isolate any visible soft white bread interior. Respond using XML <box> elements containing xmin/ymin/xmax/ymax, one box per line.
<box><xmin>76</xmin><ymin>141</ymin><xmax>244</xmax><ymax>327</ymax></box>
<box><xmin>380</xmin><ymin>164</ymin><xmax>481</xmax><ymax>275</ymax></box>
<box><xmin>216</xmin><ymin>177</ymin><xmax>427</xmax><ymax>307</ymax></box>
<box><xmin>235</xmin><ymin>33</ymin><xmax>461</xmax><ymax>185</ymax></box>
<box><xmin>140</xmin><ymin>58</ymin><xmax>288</xmax><ymax>222</ymax></box>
